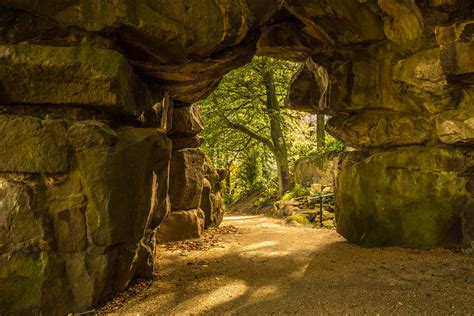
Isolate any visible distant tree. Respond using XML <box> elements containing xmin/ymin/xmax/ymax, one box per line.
<box><xmin>199</xmin><ymin>57</ymin><xmax>311</xmax><ymax>196</ymax></box>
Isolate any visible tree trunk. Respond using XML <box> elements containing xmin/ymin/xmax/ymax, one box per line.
<box><xmin>262</xmin><ymin>66</ymin><xmax>292</xmax><ymax>195</ymax></box>
<box><xmin>275</xmin><ymin>153</ymin><xmax>291</xmax><ymax>196</ymax></box>
<box><xmin>316</xmin><ymin>114</ymin><xmax>326</xmax><ymax>149</ymax></box>
<box><xmin>224</xmin><ymin>159</ymin><xmax>232</xmax><ymax>195</ymax></box>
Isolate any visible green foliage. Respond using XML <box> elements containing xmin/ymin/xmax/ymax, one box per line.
<box><xmin>235</xmin><ymin>148</ymin><xmax>264</xmax><ymax>194</ymax></box>
<box><xmin>282</xmin><ymin>183</ymin><xmax>310</xmax><ymax>200</ymax></box>
<box><xmin>198</xmin><ymin>56</ymin><xmax>343</xmax><ymax>199</ymax></box>
<box><xmin>198</xmin><ymin>56</ymin><xmax>306</xmax><ymax>197</ymax></box>
<box><xmin>295</xmin><ymin>134</ymin><xmax>345</xmax><ymax>164</ymax></box>
<box><xmin>255</xmin><ymin>187</ymin><xmax>279</xmax><ymax>209</ymax></box>
<box><xmin>323</xmin><ymin>136</ymin><xmax>345</xmax><ymax>157</ymax></box>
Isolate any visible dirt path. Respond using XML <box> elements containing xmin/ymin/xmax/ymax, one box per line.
<box><xmin>109</xmin><ymin>215</ymin><xmax>473</xmax><ymax>315</ymax></box>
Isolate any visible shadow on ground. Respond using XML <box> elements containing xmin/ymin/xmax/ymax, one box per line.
<box><xmin>115</xmin><ymin>216</ymin><xmax>474</xmax><ymax>315</ymax></box>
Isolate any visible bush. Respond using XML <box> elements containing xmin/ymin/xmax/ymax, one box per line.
<box><xmin>282</xmin><ymin>183</ymin><xmax>310</xmax><ymax>200</ymax></box>
<box><xmin>323</xmin><ymin>137</ymin><xmax>345</xmax><ymax>157</ymax></box>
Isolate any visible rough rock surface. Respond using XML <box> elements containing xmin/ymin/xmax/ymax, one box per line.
<box><xmin>0</xmin><ymin>118</ymin><xmax>171</xmax><ymax>314</ymax></box>
<box><xmin>285</xmin><ymin>2</ymin><xmax>474</xmax><ymax>248</ymax></box>
<box><xmin>156</xmin><ymin>209</ymin><xmax>205</xmax><ymax>243</ymax></box>
<box><xmin>160</xmin><ymin>107</ymin><xmax>227</xmax><ymax>241</ymax></box>
<box><xmin>169</xmin><ymin>105</ymin><xmax>205</xmax><ymax>137</ymax></box>
<box><xmin>168</xmin><ymin>148</ymin><xmax>205</xmax><ymax>211</ymax></box>
<box><xmin>0</xmin><ymin>44</ymin><xmax>153</xmax><ymax>114</ymax></box>
<box><xmin>0</xmin><ymin>115</ymin><xmax>68</xmax><ymax>173</ymax></box>
<box><xmin>294</xmin><ymin>155</ymin><xmax>338</xmax><ymax>187</ymax></box>
<box><xmin>201</xmin><ymin>158</ymin><xmax>227</xmax><ymax>229</ymax></box>
<box><xmin>336</xmin><ymin>147</ymin><xmax>472</xmax><ymax>248</ymax></box>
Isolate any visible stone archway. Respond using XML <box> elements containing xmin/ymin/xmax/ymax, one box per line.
<box><xmin>0</xmin><ymin>0</ymin><xmax>473</xmax><ymax>314</ymax></box>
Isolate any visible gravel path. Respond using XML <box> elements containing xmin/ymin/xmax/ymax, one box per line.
<box><xmin>111</xmin><ymin>215</ymin><xmax>474</xmax><ymax>315</ymax></box>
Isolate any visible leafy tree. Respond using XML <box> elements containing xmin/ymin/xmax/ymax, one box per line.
<box><xmin>198</xmin><ymin>57</ymin><xmax>314</xmax><ymax>196</ymax></box>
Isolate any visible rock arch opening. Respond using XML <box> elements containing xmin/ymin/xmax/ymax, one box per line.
<box><xmin>0</xmin><ymin>0</ymin><xmax>473</xmax><ymax>314</ymax></box>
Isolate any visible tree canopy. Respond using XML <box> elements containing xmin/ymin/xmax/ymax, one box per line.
<box><xmin>198</xmin><ymin>56</ymin><xmax>342</xmax><ymax>201</ymax></box>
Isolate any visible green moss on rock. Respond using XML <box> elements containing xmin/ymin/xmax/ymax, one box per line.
<box><xmin>0</xmin><ymin>253</ymin><xmax>44</xmax><ymax>312</ymax></box>
<box><xmin>287</xmin><ymin>214</ymin><xmax>310</xmax><ymax>225</ymax></box>
<box><xmin>336</xmin><ymin>147</ymin><xmax>470</xmax><ymax>248</ymax></box>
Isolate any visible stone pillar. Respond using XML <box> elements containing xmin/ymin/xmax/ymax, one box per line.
<box><xmin>157</xmin><ymin>104</ymin><xmax>227</xmax><ymax>242</ymax></box>
<box><xmin>201</xmin><ymin>158</ymin><xmax>227</xmax><ymax>229</ymax></box>
<box><xmin>0</xmin><ymin>44</ymin><xmax>172</xmax><ymax>314</ymax></box>
<box><xmin>287</xmin><ymin>17</ymin><xmax>474</xmax><ymax>248</ymax></box>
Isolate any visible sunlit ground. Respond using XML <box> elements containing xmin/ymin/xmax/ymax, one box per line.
<box><xmin>114</xmin><ymin>215</ymin><xmax>474</xmax><ymax>315</ymax></box>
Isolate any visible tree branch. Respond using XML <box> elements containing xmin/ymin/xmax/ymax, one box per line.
<box><xmin>215</xmin><ymin>111</ymin><xmax>276</xmax><ymax>153</ymax></box>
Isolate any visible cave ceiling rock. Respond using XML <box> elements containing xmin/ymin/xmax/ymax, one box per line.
<box><xmin>284</xmin><ymin>0</ymin><xmax>386</xmax><ymax>45</ymax></box>
<box><xmin>256</xmin><ymin>20</ymin><xmax>320</xmax><ymax>61</ymax></box>
<box><xmin>377</xmin><ymin>0</ymin><xmax>424</xmax><ymax>51</ymax></box>
<box><xmin>286</xmin><ymin>57</ymin><xmax>329</xmax><ymax>113</ymax></box>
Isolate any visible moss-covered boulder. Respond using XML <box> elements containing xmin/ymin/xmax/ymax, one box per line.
<box><xmin>0</xmin><ymin>252</ymin><xmax>71</xmax><ymax>315</ymax></box>
<box><xmin>0</xmin><ymin>118</ymin><xmax>173</xmax><ymax>314</ymax></box>
<box><xmin>0</xmin><ymin>44</ymin><xmax>153</xmax><ymax>114</ymax></box>
<box><xmin>326</xmin><ymin>111</ymin><xmax>434</xmax><ymax>149</ymax></box>
<box><xmin>287</xmin><ymin>214</ymin><xmax>310</xmax><ymax>225</ymax></box>
<box><xmin>336</xmin><ymin>147</ymin><xmax>471</xmax><ymax>248</ymax></box>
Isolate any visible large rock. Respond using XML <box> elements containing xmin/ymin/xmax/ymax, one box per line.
<box><xmin>0</xmin><ymin>118</ymin><xmax>173</xmax><ymax>314</ymax></box>
<box><xmin>63</xmin><ymin>122</ymin><xmax>172</xmax><ymax>300</ymax></box>
<box><xmin>393</xmin><ymin>49</ymin><xmax>448</xmax><ymax>94</ymax></box>
<box><xmin>200</xmin><ymin>159</ymin><xmax>227</xmax><ymax>229</ymax></box>
<box><xmin>437</xmin><ymin>108</ymin><xmax>474</xmax><ymax>145</ymax></box>
<box><xmin>326</xmin><ymin>111</ymin><xmax>434</xmax><ymax>148</ymax></box>
<box><xmin>172</xmin><ymin>136</ymin><xmax>205</xmax><ymax>151</ymax></box>
<box><xmin>200</xmin><ymin>178</ymin><xmax>214</xmax><ymax>229</ymax></box>
<box><xmin>0</xmin><ymin>1</ymin><xmax>259</xmax><ymax>103</ymax></box>
<box><xmin>0</xmin><ymin>0</ymin><xmax>253</xmax><ymax>61</ymax></box>
<box><xmin>0</xmin><ymin>115</ymin><xmax>68</xmax><ymax>173</ymax></box>
<box><xmin>378</xmin><ymin>0</ymin><xmax>424</xmax><ymax>51</ymax></box>
<box><xmin>211</xmin><ymin>192</ymin><xmax>225</xmax><ymax>227</ymax></box>
<box><xmin>257</xmin><ymin>21</ymin><xmax>317</xmax><ymax>61</ymax></box>
<box><xmin>294</xmin><ymin>155</ymin><xmax>339</xmax><ymax>187</ymax></box>
<box><xmin>0</xmin><ymin>176</ymin><xmax>49</xmax><ymax>254</ymax></box>
<box><xmin>168</xmin><ymin>105</ymin><xmax>204</xmax><ymax>137</ymax></box>
<box><xmin>68</xmin><ymin>123</ymin><xmax>171</xmax><ymax>247</ymax></box>
<box><xmin>156</xmin><ymin>209</ymin><xmax>205</xmax><ymax>242</ymax></box>
<box><xmin>169</xmin><ymin>149</ymin><xmax>205</xmax><ymax>211</ymax></box>
<box><xmin>284</xmin><ymin>0</ymin><xmax>385</xmax><ymax>45</ymax></box>
<box><xmin>0</xmin><ymin>44</ymin><xmax>153</xmax><ymax>114</ymax></box>
<box><xmin>286</xmin><ymin>58</ymin><xmax>328</xmax><ymax>113</ymax></box>
<box><xmin>336</xmin><ymin>147</ymin><xmax>471</xmax><ymax>248</ymax></box>
<box><xmin>199</xmin><ymin>180</ymin><xmax>226</xmax><ymax>229</ymax></box>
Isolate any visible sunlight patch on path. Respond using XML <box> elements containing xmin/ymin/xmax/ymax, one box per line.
<box><xmin>240</xmin><ymin>240</ymin><xmax>278</xmax><ymax>251</ymax></box>
<box><xmin>173</xmin><ymin>279</ymin><xmax>248</xmax><ymax>314</ymax></box>
<box><xmin>224</xmin><ymin>215</ymin><xmax>259</xmax><ymax>221</ymax></box>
